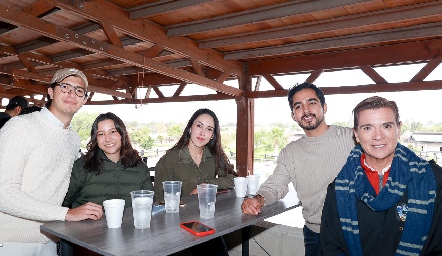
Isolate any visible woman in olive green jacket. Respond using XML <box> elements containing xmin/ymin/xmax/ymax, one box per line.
<box><xmin>154</xmin><ymin>108</ymin><xmax>238</xmax><ymax>203</ymax></box>
<box><xmin>63</xmin><ymin>112</ymin><xmax>153</xmax><ymax>209</ymax></box>
<box><xmin>154</xmin><ymin>108</ymin><xmax>237</xmax><ymax>256</ymax></box>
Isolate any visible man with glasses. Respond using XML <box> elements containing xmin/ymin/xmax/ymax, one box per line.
<box><xmin>241</xmin><ymin>83</ymin><xmax>356</xmax><ymax>256</ymax></box>
<box><xmin>0</xmin><ymin>68</ymin><xmax>103</xmax><ymax>256</ymax></box>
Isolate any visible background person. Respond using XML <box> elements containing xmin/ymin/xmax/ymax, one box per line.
<box><xmin>241</xmin><ymin>83</ymin><xmax>356</xmax><ymax>256</ymax></box>
<box><xmin>0</xmin><ymin>95</ymin><xmax>29</xmax><ymax>121</ymax></box>
<box><xmin>0</xmin><ymin>68</ymin><xmax>103</xmax><ymax>256</ymax></box>
<box><xmin>154</xmin><ymin>108</ymin><xmax>238</xmax><ymax>203</ymax></box>
<box><xmin>0</xmin><ymin>105</ymin><xmax>42</xmax><ymax>129</ymax></box>
<box><xmin>63</xmin><ymin>112</ymin><xmax>153</xmax><ymax>209</ymax></box>
<box><xmin>319</xmin><ymin>96</ymin><xmax>442</xmax><ymax>255</ymax></box>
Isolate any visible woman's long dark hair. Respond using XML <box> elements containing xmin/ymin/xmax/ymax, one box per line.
<box><xmin>170</xmin><ymin>108</ymin><xmax>238</xmax><ymax>177</ymax></box>
<box><xmin>84</xmin><ymin>112</ymin><xmax>141</xmax><ymax>175</ymax></box>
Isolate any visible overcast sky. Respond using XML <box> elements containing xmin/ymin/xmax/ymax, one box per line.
<box><xmin>79</xmin><ymin>63</ymin><xmax>442</xmax><ymax>125</ymax></box>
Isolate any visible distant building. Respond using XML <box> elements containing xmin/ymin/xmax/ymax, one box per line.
<box><xmin>409</xmin><ymin>132</ymin><xmax>442</xmax><ymax>152</ymax></box>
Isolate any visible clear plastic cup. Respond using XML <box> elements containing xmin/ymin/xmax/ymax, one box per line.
<box><xmin>162</xmin><ymin>181</ymin><xmax>182</xmax><ymax>213</ymax></box>
<box><xmin>130</xmin><ymin>190</ymin><xmax>154</xmax><ymax>229</ymax></box>
<box><xmin>197</xmin><ymin>184</ymin><xmax>218</xmax><ymax>219</ymax></box>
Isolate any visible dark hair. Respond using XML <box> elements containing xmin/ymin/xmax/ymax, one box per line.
<box><xmin>287</xmin><ymin>82</ymin><xmax>326</xmax><ymax>112</ymax></box>
<box><xmin>84</xmin><ymin>112</ymin><xmax>141</xmax><ymax>175</ymax></box>
<box><xmin>19</xmin><ymin>105</ymin><xmax>42</xmax><ymax>115</ymax></box>
<box><xmin>45</xmin><ymin>82</ymin><xmax>57</xmax><ymax>108</ymax></box>
<box><xmin>170</xmin><ymin>108</ymin><xmax>237</xmax><ymax>177</ymax></box>
<box><xmin>353</xmin><ymin>96</ymin><xmax>400</xmax><ymax>129</ymax></box>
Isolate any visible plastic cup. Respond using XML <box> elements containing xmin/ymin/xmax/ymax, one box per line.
<box><xmin>246</xmin><ymin>174</ymin><xmax>260</xmax><ymax>196</ymax></box>
<box><xmin>197</xmin><ymin>184</ymin><xmax>218</xmax><ymax>219</ymax></box>
<box><xmin>234</xmin><ymin>177</ymin><xmax>248</xmax><ymax>197</ymax></box>
<box><xmin>130</xmin><ymin>190</ymin><xmax>154</xmax><ymax>229</ymax></box>
<box><xmin>103</xmin><ymin>199</ymin><xmax>125</xmax><ymax>228</ymax></box>
<box><xmin>162</xmin><ymin>181</ymin><xmax>182</xmax><ymax>213</ymax></box>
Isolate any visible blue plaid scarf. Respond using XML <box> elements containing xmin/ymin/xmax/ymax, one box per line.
<box><xmin>336</xmin><ymin>143</ymin><xmax>436</xmax><ymax>256</ymax></box>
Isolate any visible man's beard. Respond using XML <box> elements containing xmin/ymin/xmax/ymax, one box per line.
<box><xmin>299</xmin><ymin>114</ymin><xmax>324</xmax><ymax>131</ymax></box>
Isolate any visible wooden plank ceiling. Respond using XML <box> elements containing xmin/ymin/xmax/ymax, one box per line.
<box><xmin>0</xmin><ymin>0</ymin><xmax>441</xmax><ymax>107</ymax></box>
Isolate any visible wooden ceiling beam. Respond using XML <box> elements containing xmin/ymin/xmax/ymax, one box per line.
<box><xmin>85</xmin><ymin>93</ymin><xmax>234</xmax><ymax>105</ymax></box>
<box><xmin>262</xmin><ymin>74</ymin><xmax>283</xmax><ymax>90</ymax></box>
<box><xmin>226</xmin><ymin>22</ymin><xmax>442</xmax><ymax>60</ymax></box>
<box><xmin>0</xmin><ymin>65</ymin><xmax>131</xmax><ymax>98</ymax></box>
<box><xmin>167</xmin><ymin>0</ymin><xmax>372</xmax><ymax>37</ymax></box>
<box><xmin>410</xmin><ymin>59</ymin><xmax>442</xmax><ymax>82</ymax></box>
<box><xmin>199</xmin><ymin>1</ymin><xmax>442</xmax><ymax>49</ymax></box>
<box><xmin>99</xmin><ymin>21</ymin><xmax>123</xmax><ymax>48</ymax></box>
<box><xmin>9</xmin><ymin>79</ymin><xmax>46</xmax><ymax>93</ymax></box>
<box><xmin>56</xmin><ymin>0</ymin><xmax>244</xmax><ymax>76</ymax></box>
<box><xmin>0</xmin><ymin>3</ymin><xmax>243</xmax><ymax>97</ymax></box>
<box><xmin>305</xmin><ymin>70</ymin><xmax>323</xmax><ymax>84</ymax></box>
<box><xmin>173</xmin><ymin>82</ymin><xmax>187</xmax><ymax>97</ymax></box>
<box><xmin>247</xmin><ymin>80</ymin><xmax>442</xmax><ymax>98</ymax></box>
<box><xmin>359</xmin><ymin>66</ymin><xmax>388</xmax><ymax>84</ymax></box>
<box><xmin>130</xmin><ymin>0</ymin><xmax>213</xmax><ymax>19</ymax></box>
<box><xmin>248</xmin><ymin>39</ymin><xmax>442</xmax><ymax>76</ymax></box>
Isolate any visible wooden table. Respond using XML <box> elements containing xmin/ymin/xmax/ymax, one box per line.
<box><xmin>41</xmin><ymin>190</ymin><xmax>300</xmax><ymax>256</ymax></box>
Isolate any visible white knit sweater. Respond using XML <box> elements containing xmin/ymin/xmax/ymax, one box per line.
<box><xmin>257</xmin><ymin>125</ymin><xmax>356</xmax><ymax>233</ymax></box>
<box><xmin>0</xmin><ymin>111</ymin><xmax>79</xmax><ymax>243</ymax></box>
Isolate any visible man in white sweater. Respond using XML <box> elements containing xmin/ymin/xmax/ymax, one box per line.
<box><xmin>241</xmin><ymin>83</ymin><xmax>356</xmax><ymax>256</ymax></box>
<box><xmin>0</xmin><ymin>68</ymin><xmax>103</xmax><ymax>255</ymax></box>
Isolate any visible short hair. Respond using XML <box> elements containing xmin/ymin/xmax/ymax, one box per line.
<box><xmin>287</xmin><ymin>82</ymin><xmax>326</xmax><ymax>112</ymax></box>
<box><xmin>353</xmin><ymin>96</ymin><xmax>400</xmax><ymax>129</ymax></box>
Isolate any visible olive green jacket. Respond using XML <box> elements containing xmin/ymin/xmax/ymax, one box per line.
<box><xmin>63</xmin><ymin>150</ymin><xmax>153</xmax><ymax>209</ymax></box>
<box><xmin>154</xmin><ymin>146</ymin><xmax>235</xmax><ymax>202</ymax></box>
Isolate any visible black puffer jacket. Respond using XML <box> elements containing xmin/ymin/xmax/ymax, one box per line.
<box><xmin>63</xmin><ymin>150</ymin><xmax>153</xmax><ymax>209</ymax></box>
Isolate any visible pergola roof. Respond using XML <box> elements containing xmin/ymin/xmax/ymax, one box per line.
<box><xmin>0</xmin><ymin>0</ymin><xmax>441</xmax><ymax>107</ymax></box>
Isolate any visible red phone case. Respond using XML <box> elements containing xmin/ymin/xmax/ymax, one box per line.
<box><xmin>180</xmin><ymin>221</ymin><xmax>215</xmax><ymax>236</ymax></box>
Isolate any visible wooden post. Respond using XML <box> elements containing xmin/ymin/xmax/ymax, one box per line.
<box><xmin>235</xmin><ymin>73</ymin><xmax>254</xmax><ymax>176</ymax></box>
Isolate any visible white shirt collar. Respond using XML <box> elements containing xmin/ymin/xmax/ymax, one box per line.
<box><xmin>41</xmin><ymin>107</ymin><xmax>71</xmax><ymax>129</ymax></box>
<box><xmin>363</xmin><ymin>158</ymin><xmax>391</xmax><ymax>175</ymax></box>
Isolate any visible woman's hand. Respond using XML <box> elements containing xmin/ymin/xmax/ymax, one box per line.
<box><xmin>190</xmin><ymin>188</ymin><xmax>198</xmax><ymax>195</ymax></box>
<box><xmin>190</xmin><ymin>182</ymin><xmax>207</xmax><ymax>195</ymax></box>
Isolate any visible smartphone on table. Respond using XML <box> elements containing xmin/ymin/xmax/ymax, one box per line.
<box><xmin>180</xmin><ymin>221</ymin><xmax>215</xmax><ymax>236</ymax></box>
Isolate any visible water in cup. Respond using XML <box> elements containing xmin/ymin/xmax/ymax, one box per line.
<box><xmin>130</xmin><ymin>190</ymin><xmax>154</xmax><ymax>229</ymax></box>
<box><xmin>164</xmin><ymin>193</ymin><xmax>180</xmax><ymax>213</ymax></box>
<box><xmin>163</xmin><ymin>181</ymin><xmax>182</xmax><ymax>213</ymax></box>
<box><xmin>197</xmin><ymin>184</ymin><xmax>218</xmax><ymax>219</ymax></box>
<box><xmin>199</xmin><ymin>201</ymin><xmax>216</xmax><ymax>219</ymax></box>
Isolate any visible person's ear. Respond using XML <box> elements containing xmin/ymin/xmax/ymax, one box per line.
<box><xmin>323</xmin><ymin>103</ymin><xmax>328</xmax><ymax>114</ymax></box>
<box><xmin>48</xmin><ymin>87</ymin><xmax>54</xmax><ymax>99</ymax></box>
<box><xmin>290</xmin><ymin>111</ymin><xmax>296</xmax><ymax>122</ymax></box>
<box><xmin>354</xmin><ymin>130</ymin><xmax>360</xmax><ymax>144</ymax></box>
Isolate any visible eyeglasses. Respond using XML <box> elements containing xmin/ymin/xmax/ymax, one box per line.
<box><xmin>55</xmin><ymin>82</ymin><xmax>87</xmax><ymax>97</ymax></box>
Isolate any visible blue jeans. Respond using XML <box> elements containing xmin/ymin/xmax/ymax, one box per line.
<box><xmin>303</xmin><ymin>225</ymin><xmax>320</xmax><ymax>256</ymax></box>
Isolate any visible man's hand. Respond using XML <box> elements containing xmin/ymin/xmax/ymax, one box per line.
<box><xmin>241</xmin><ymin>195</ymin><xmax>265</xmax><ymax>215</ymax></box>
<box><xmin>65</xmin><ymin>202</ymin><xmax>103</xmax><ymax>221</ymax></box>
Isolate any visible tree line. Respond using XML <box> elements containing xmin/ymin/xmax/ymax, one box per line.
<box><xmin>72</xmin><ymin>112</ymin><xmax>442</xmax><ymax>156</ymax></box>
